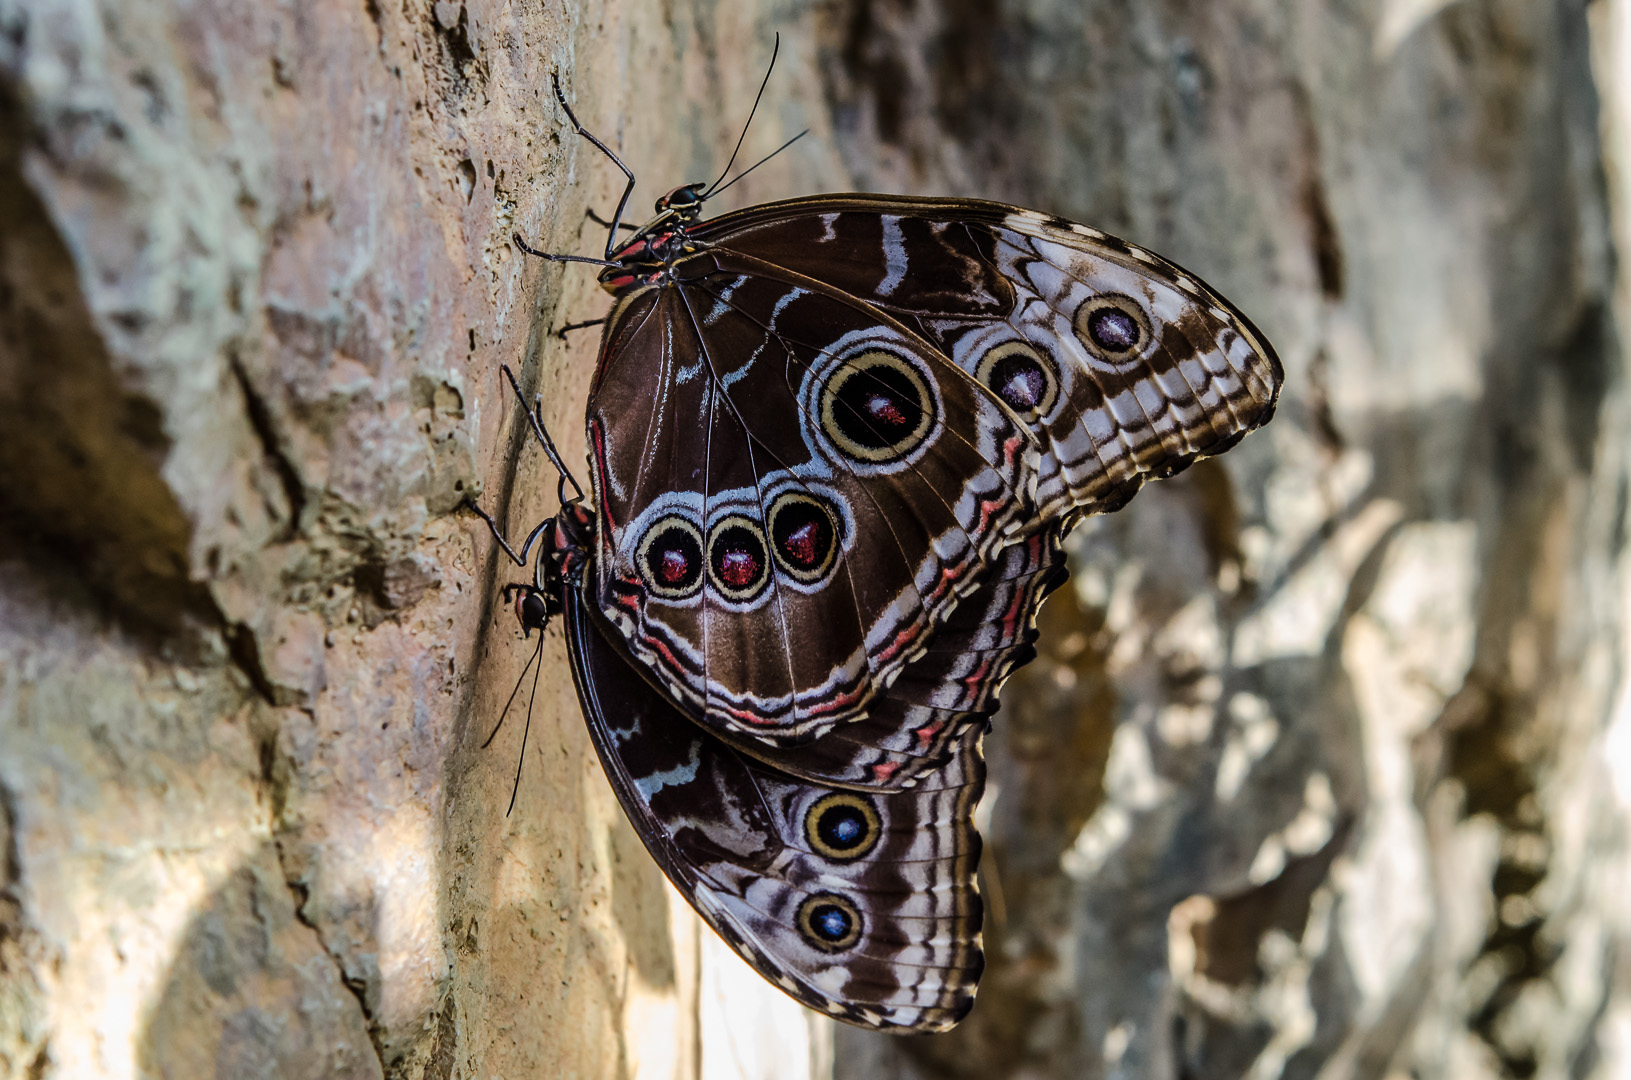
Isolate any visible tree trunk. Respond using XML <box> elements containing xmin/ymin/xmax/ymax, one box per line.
<box><xmin>1</xmin><ymin>2</ymin><xmax>1626</xmax><ymax>1079</ymax></box>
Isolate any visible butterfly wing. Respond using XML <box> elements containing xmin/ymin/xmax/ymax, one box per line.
<box><xmin>728</xmin><ymin>525</ymin><xmax>1068</xmax><ymax>791</ymax></box>
<box><xmin>585</xmin><ymin>257</ymin><xmax>1036</xmax><ymax>748</ymax></box>
<box><xmin>694</xmin><ymin>194</ymin><xmax>1283</xmax><ymax>523</ymax></box>
<box><xmin>563</xmin><ymin>582</ymin><xmax>985</xmax><ymax>1032</ymax></box>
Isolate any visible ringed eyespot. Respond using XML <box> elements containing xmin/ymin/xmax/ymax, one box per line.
<box><xmin>636</xmin><ymin>514</ymin><xmax>704</xmax><ymax>601</ymax></box>
<box><xmin>804</xmin><ymin>792</ymin><xmax>881</xmax><ymax>862</ymax></box>
<box><xmin>706</xmin><ymin>515</ymin><xmax>771</xmax><ymax>603</ymax></box>
<box><xmin>795</xmin><ymin>893</ymin><xmax>864</xmax><ymax>952</ymax></box>
<box><xmin>1074</xmin><ymin>293</ymin><xmax>1153</xmax><ymax>362</ymax></box>
<box><xmin>817</xmin><ymin>348</ymin><xmax>938</xmax><ymax>465</ymax></box>
<box><xmin>974</xmin><ymin>339</ymin><xmax>1060</xmax><ymax>421</ymax></box>
<box><xmin>767</xmin><ymin>492</ymin><xmax>841</xmax><ymax>586</ymax></box>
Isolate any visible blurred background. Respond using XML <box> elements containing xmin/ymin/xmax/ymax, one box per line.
<box><xmin>1</xmin><ymin>1</ymin><xmax>1628</xmax><ymax>1078</ymax></box>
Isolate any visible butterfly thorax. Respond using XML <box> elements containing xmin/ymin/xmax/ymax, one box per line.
<box><xmin>551</xmin><ymin>502</ymin><xmax>595</xmax><ymax>586</ymax></box>
<box><xmin>596</xmin><ymin>183</ymin><xmax>708</xmax><ymax>296</ymax></box>
<box><xmin>509</xmin><ymin>502</ymin><xmax>596</xmax><ymax>638</ymax></box>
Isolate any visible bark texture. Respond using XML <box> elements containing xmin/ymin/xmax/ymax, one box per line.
<box><xmin>0</xmin><ymin>2</ymin><xmax>1627</xmax><ymax>1079</ymax></box>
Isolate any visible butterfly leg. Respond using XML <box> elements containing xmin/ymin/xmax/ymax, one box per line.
<box><xmin>497</xmin><ymin>364</ymin><xmax>586</xmax><ymax>504</ymax></box>
<box><xmin>550</xmin><ymin>72</ymin><xmax>638</xmax><ymax>260</ymax></box>
<box><xmin>561</xmin><ymin>318</ymin><xmax>613</xmax><ymax>339</ymax></box>
<box><xmin>585</xmin><ymin>208</ymin><xmax>638</xmax><ymax>233</ymax></box>
<box><xmin>462</xmin><ymin>497</ymin><xmax>553</xmax><ymax>571</ymax></box>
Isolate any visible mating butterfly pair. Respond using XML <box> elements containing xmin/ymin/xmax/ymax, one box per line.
<box><xmin>469</xmin><ymin>67</ymin><xmax>1282</xmax><ymax>1032</ymax></box>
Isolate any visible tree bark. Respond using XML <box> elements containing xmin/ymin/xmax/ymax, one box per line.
<box><xmin>0</xmin><ymin>2</ymin><xmax>1626</xmax><ymax>1079</ymax></box>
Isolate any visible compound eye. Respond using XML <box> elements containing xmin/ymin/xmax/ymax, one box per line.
<box><xmin>514</xmin><ymin>590</ymin><xmax>551</xmax><ymax>633</ymax></box>
<box><xmin>657</xmin><ymin>183</ymin><xmax>704</xmax><ymax>210</ymax></box>
<box><xmin>636</xmin><ymin>515</ymin><xmax>705</xmax><ymax>601</ymax></box>
<box><xmin>1074</xmin><ymin>294</ymin><xmax>1153</xmax><ymax>362</ymax></box>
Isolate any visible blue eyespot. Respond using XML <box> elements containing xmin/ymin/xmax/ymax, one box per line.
<box><xmin>796</xmin><ymin>893</ymin><xmax>863</xmax><ymax>952</ymax></box>
<box><xmin>812</xmin><ymin>904</ymin><xmax>852</xmax><ymax>940</ymax></box>
<box><xmin>805</xmin><ymin>792</ymin><xmax>881</xmax><ymax>861</ymax></box>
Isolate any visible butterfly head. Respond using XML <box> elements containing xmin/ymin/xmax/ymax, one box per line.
<box><xmin>655</xmin><ymin>183</ymin><xmax>707</xmax><ymax>219</ymax></box>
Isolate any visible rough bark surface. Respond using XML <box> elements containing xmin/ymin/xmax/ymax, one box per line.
<box><xmin>0</xmin><ymin>2</ymin><xmax>1626</xmax><ymax>1079</ymax></box>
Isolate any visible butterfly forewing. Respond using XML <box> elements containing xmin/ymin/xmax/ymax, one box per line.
<box><xmin>692</xmin><ymin>194</ymin><xmax>1283</xmax><ymax>523</ymax></box>
<box><xmin>584</xmin><ymin>253</ymin><xmax>1037</xmax><ymax>748</ymax></box>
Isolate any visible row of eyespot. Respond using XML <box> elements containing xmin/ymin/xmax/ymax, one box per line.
<box><xmin>632</xmin><ymin>296</ymin><xmax>1152</xmax><ymax>603</ymax></box>
<box><xmin>635</xmin><ymin>490</ymin><xmax>843</xmax><ymax>603</ymax></box>
<box><xmin>794</xmin><ymin>792</ymin><xmax>881</xmax><ymax>952</ymax></box>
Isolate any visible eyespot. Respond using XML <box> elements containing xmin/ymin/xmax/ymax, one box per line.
<box><xmin>974</xmin><ymin>339</ymin><xmax>1059</xmax><ymax>421</ymax></box>
<box><xmin>1074</xmin><ymin>294</ymin><xmax>1152</xmax><ymax>362</ymax></box>
<box><xmin>706</xmin><ymin>515</ymin><xmax>770</xmax><ymax>603</ymax></box>
<box><xmin>817</xmin><ymin>348</ymin><xmax>938</xmax><ymax>465</ymax></box>
<box><xmin>795</xmin><ymin>893</ymin><xmax>864</xmax><ymax>952</ymax></box>
<box><xmin>767</xmin><ymin>492</ymin><xmax>841</xmax><ymax>586</ymax></box>
<box><xmin>636</xmin><ymin>515</ymin><xmax>704</xmax><ymax>601</ymax></box>
<box><xmin>804</xmin><ymin>792</ymin><xmax>881</xmax><ymax>862</ymax></box>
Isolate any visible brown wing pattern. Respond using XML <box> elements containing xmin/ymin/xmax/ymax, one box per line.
<box><xmin>565</xmin><ymin>585</ymin><xmax>984</xmax><ymax>1032</ymax></box>
<box><xmin>697</xmin><ymin>194</ymin><xmax>1283</xmax><ymax>524</ymax></box>
<box><xmin>584</xmin><ymin>255</ymin><xmax>1036</xmax><ymax>747</ymax></box>
<box><xmin>729</xmin><ymin>525</ymin><xmax>1068</xmax><ymax>791</ymax></box>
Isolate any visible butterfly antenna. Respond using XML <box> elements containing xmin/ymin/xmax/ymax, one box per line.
<box><xmin>484</xmin><ymin>628</ymin><xmax>544</xmax><ymax>748</ymax></box>
<box><xmin>700</xmin><ymin>34</ymin><xmax>781</xmax><ymax>199</ymax></box>
<box><xmin>703</xmin><ymin>129</ymin><xmax>809</xmax><ymax>202</ymax></box>
<box><xmin>506</xmin><ymin>634</ymin><xmax>545</xmax><ymax>816</ymax></box>
<box><xmin>501</xmin><ymin>365</ymin><xmax>585</xmax><ymax>503</ymax></box>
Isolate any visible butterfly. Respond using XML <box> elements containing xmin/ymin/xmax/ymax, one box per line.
<box><xmin>467</xmin><ymin>50</ymin><xmax>1282</xmax><ymax>1032</ymax></box>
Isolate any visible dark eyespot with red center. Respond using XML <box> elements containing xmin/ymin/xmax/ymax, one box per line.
<box><xmin>818</xmin><ymin>349</ymin><xmax>938</xmax><ymax>465</ymax></box>
<box><xmin>796</xmin><ymin>893</ymin><xmax>863</xmax><ymax>952</ymax></box>
<box><xmin>719</xmin><ymin>548</ymin><xmax>759</xmax><ymax>588</ymax></box>
<box><xmin>706</xmin><ymin>516</ymin><xmax>770</xmax><ymax>603</ymax></box>
<box><xmin>636</xmin><ymin>515</ymin><xmax>704</xmax><ymax>601</ymax></box>
<box><xmin>975</xmin><ymin>339</ymin><xmax>1059</xmax><ymax>422</ymax></box>
<box><xmin>833</xmin><ymin>368</ymin><xmax>920</xmax><ymax>448</ymax></box>
<box><xmin>768</xmin><ymin>492</ymin><xmax>840</xmax><ymax>585</ymax></box>
<box><xmin>1074</xmin><ymin>294</ymin><xmax>1152</xmax><ymax>361</ymax></box>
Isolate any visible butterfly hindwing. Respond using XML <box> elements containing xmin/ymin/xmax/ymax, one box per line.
<box><xmin>563</xmin><ymin>583</ymin><xmax>984</xmax><ymax>1032</ymax></box>
<box><xmin>725</xmin><ymin>525</ymin><xmax>1068</xmax><ymax>791</ymax></box>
